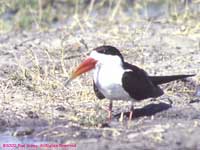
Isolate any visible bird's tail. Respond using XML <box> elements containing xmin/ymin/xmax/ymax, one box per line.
<box><xmin>150</xmin><ymin>74</ymin><xmax>195</xmax><ymax>85</ymax></box>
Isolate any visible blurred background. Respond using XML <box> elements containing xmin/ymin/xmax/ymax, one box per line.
<box><xmin>0</xmin><ymin>0</ymin><xmax>199</xmax><ymax>32</ymax></box>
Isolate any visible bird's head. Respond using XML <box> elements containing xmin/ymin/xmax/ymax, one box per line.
<box><xmin>66</xmin><ymin>46</ymin><xmax>123</xmax><ymax>84</ymax></box>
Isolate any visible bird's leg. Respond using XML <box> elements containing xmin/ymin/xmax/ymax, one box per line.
<box><xmin>119</xmin><ymin>112</ymin><xmax>124</xmax><ymax>122</ymax></box>
<box><xmin>129</xmin><ymin>101</ymin><xmax>134</xmax><ymax>121</ymax></box>
<box><xmin>108</xmin><ymin>100</ymin><xmax>113</xmax><ymax>121</ymax></box>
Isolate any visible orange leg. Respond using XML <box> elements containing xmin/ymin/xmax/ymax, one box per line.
<box><xmin>108</xmin><ymin>100</ymin><xmax>113</xmax><ymax>121</ymax></box>
<box><xmin>129</xmin><ymin>102</ymin><xmax>134</xmax><ymax>121</ymax></box>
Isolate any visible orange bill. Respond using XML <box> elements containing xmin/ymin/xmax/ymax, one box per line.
<box><xmin>65</xmin><ymin>57</ymin><xmax>97</xmax><ymax>85</ymax></box>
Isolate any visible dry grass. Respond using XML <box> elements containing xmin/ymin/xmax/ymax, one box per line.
<box><xmin>0</xmin><ymin>0</ymin><xmax>199</xmax><ymax>31</ymax></box>
<box><xmin>0</xmin><ymin>0</ymin><xmax>199</xmax><ymax>130</ymax></box>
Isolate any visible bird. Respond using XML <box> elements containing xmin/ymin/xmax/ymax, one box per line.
<box><xmin>66</xmin><ymin>45</ymin><xmax>195</xmax><ymax>121</ymax></box>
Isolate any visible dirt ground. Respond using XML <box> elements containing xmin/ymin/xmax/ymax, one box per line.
<box><xmin>0</xmin><ymin>3</ymin><xmax>200</xmax><ymax>149</ymax></box>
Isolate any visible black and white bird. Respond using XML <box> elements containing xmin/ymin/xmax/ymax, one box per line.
<box><xmin>67</xmin><ymin>46</ymin><xmax>194</xmax><ymax>120</ymax></box>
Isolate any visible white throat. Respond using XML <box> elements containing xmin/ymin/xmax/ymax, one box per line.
<box><xmin>90</xmin><ymin>51</ymin><xmax>131</xmax><ymax>100</ymax></box>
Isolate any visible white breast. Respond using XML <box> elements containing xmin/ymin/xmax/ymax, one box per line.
<box><xmin>89</xmin><ymin>51</ymin><xmax>132</xmax><ymax>100</ymax></box>
<box><xmin>93</xmin><ymin>64</ymin><xmax>132</xmax><ymax>100</ymax></box>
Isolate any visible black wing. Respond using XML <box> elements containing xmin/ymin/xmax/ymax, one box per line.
<box><xmin>122</xmin><ymin>62</ymin><xmax>163</xmax><ymax>101</ymax></box>
<box><xmin>93</xmin><ymin>81</ymin><xmax>105</xmax><ymax>99</ymax></box>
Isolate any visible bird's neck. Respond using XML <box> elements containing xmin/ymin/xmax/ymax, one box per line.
<box><xmin>93</xmin><ymin>63</ymin><xmax>124</xmax><ymax>86</ymax></box>
<box><xmin>92</xmin><ymin>63</ymin><xmax>132</xmax><ymax>100</ymax></box>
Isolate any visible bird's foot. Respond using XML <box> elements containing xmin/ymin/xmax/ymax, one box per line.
<box><xmin>108</xmin><ymin>100</ymin><xmax>113</xmax><ymax>121</ymax></box>
<box><xmin>128</xmin><ymin>105</ymin><xmax>135</xmax><ymax>121</ymax></box>
<box><xmin>129</xmin><ymin>111</ymin><xmax>133</xmax><ymax>121</ymax></box>
<box><xmin>119</xmin><ymin>112</ymin><xmax>124</xmax><ymax>122</ymax></box>
<box><xmin>108</xmin><ymin>110</ymin><xmax>112</xmax><ymax>121</ymax></box>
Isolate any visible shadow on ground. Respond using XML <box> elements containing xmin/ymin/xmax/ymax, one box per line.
<box><xmin>115</xmin><ymin>102</ymin><xmax>171</xmax><ymax>119</ymax></box>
